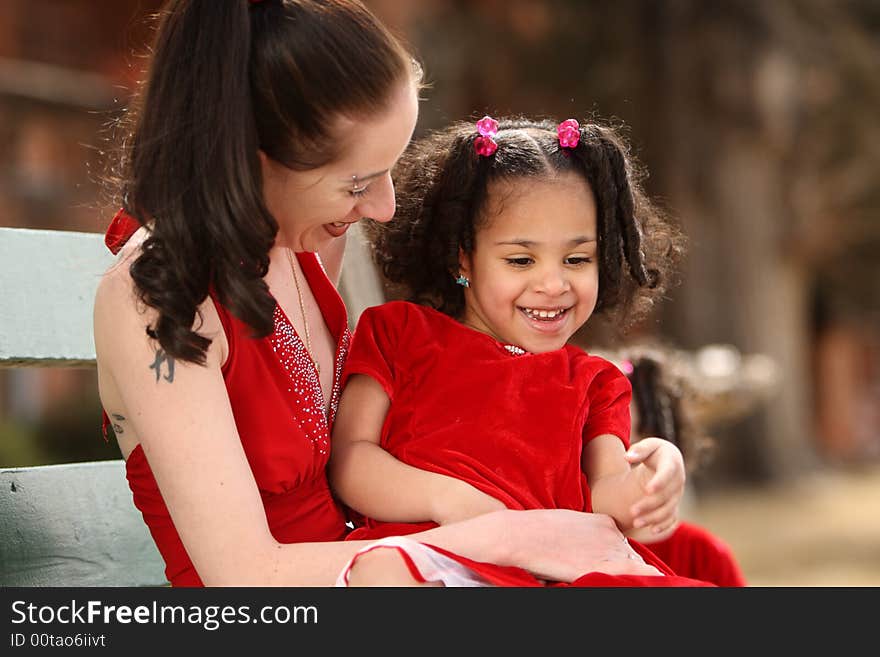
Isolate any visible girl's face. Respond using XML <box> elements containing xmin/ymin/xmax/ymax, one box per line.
<box><xmin>458</xmin><ymin>172</ymin><xmax>599</xmax><ymax>354</ymax></box>
<box><xmin>261</xmin><ymin>79</ymin><xmax>419</xmax><ymax>253</ymax></box>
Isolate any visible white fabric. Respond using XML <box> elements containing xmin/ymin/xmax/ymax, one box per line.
<box><xmin>336</xmin><ymin>536</ymin><xmax>492</xmax><ymax>587</ymax></box>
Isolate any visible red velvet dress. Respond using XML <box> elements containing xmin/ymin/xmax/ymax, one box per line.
<box><xmin>102</xmin><ymin>210</ymin><xmax>349</xmax><ymax>586</ymax></box>
<box><xmin>641</xmin><ymin>521</ymin><xmax>746</xmax><ymax>587</ymax></box>
<box><xmin>339</xmin><ymin>302</ymin><xmax>714</xmax><ymax>586</ymax></box>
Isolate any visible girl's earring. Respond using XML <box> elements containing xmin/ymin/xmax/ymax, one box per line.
<box><xmin>455</xmin><ymin>275</ymin><xmax>470</xmax><ymax>288</ymax></box>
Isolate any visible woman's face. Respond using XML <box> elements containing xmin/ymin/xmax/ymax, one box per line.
<box><xmin>261</xmin><ymin>79</ymin><xmax>420</xmax><ymax>253</ymax></box>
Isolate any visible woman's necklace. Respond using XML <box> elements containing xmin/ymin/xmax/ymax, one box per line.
<box><xmin>285</xmin><ymin>248</ymin><xmax>320</xmax><ymax>375</ymax></box>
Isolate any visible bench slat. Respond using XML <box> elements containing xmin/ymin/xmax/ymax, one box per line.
<box><xmin>0</xmin><ymin>459</ymin><xmax>168</xmax><ymax>586</ymax></box>
<box><xmin>0</xmin><ymin>227</ymin><xmax>115</xmax><ymax>367</ymax></box>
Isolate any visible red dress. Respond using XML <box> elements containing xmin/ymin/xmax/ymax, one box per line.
<box><xmin>640</xmin><ymin>521</ymin><xmax>746</xmax><ymax>587</ymax></box>
<box><xmin>339</xmin><ymin>302</ymin><xmax>714</xmax><ymax>586</ymax></box>
<box><xmin>102</xmin><ymin>210</ymin><xmax>349</xmax><ymax>586</ymax></box>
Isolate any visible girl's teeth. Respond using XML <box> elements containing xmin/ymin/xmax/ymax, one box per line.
<box><xmin>524</xmin><ymin>308</ymin><xmax>564</xmax><ymax>319</ymax></box>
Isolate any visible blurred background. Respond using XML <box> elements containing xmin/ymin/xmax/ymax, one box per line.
<box><xmin>0</xmin><ymin>0</ymin><xmax>878</xmax><ymax>585</ymax></box>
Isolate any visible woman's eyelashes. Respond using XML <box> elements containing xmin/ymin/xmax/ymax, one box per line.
<box><xmin>350</xmin><ymin>184</ymin><xmax>370</xmax><ymax>198</ymax></box>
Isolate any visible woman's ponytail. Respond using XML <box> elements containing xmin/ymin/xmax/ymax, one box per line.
<box><xmin>118</xmin><ymin>0</ymin><xmax>412</xmax><ymax>363</ymax></box>
<box><xmin>123</xmin><ymin>0</ymin><xmax>275</xmax><ymax>363</ymax></box>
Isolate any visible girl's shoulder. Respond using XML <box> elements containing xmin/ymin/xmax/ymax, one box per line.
<box><xmin>354</xmin><ymin>301</ymin><xmax>468</xmax><ymax>359</ymax></box>
<box><xmin>564</xmin><ymin>344</ymin><xmax>629</xmax><ymax>381</ymax></box>
<box><xmin>359</xmin><ymin>299</ymin><xmax>450</xmax><ymax>330</ymax></box>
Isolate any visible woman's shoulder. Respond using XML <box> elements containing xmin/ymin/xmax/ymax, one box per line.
<box><xmin>93</xmin><ymin>226</ymin><xmax>227</xmax><ymax>367</ymax></box>
<box><xmin>94</xmin><ymin>226</ymin><xmax>150</xmax><ymax>323</ymax></box>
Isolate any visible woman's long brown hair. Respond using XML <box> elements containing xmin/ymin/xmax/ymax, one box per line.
<box><xmin>117</xmin><ymin>0</ymin><xmax>412</xmax><ymax>363</ymax></box>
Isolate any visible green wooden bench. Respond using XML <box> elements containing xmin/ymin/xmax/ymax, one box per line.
<box><xmin>0</xmin><ymin>225</ymin><xmax>384</xmax><ymax>586</ymax></box>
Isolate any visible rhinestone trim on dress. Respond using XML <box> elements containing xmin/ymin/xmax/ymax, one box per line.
<box><xmin>271</xmin><ymin>306</ymin><xmax>331</xmax><ymax>455</ymax></box>
<box><xmin>328</xmin><ymin>327</ymin><xmax>350</xmax><ymax>426</ymax></box>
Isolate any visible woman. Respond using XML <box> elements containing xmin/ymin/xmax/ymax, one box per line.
<box><xmin>94</xmin><ymin>0</ymin><xmax>658</xmax><ymax>587</ymax></box>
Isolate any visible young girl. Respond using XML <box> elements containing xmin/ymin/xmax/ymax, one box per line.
<box><xmin>329</xmin><ymin>116</ymin><xmax>710</xmax><ymax>586</ymax></box>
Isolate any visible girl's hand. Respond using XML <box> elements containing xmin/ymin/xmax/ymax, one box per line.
<box><xmin>431</xmin><ymin>478</ymin><xmax>506</xmax><ymax>525</ymax></box>
<box><xmin>625</xmin><ymin>438</ymin><xmax>685</xmax><ymax>537</ymax></box>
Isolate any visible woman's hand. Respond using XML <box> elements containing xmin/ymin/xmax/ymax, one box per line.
<box><xmin>498</xmin><ymin>509</ymin><xmax>663</xmax><ymax>581</ymax></box>
<box><xmin>431</xmin><ymin>478</ymin><xmax>506</xmax><ymax>525</ymax></box>
<box><xmin>625</xmin><ymin>438</ymin><xmax>685</xmax><ymax>537</ymax></box>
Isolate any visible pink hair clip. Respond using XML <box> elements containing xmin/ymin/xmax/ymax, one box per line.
<box><xmin>474</xmin><ymin>115</ymin><xmax>499</xmax><ymax>157</ymax></box>
<box><xmin>557</xmin><ymin>118</ymin><xmax>581</xmax><ymax>149</ymax></box>
<box><xmin>620</xmin><ymin>359</ymin><xmax>634</xmax><ymax>375</ymax></box>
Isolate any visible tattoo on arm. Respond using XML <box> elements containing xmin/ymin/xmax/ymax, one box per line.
<box><xmin>111</xmin><ymin>413</ymin><xmax>126</xmax><ymax>435</ymax></box>
<box><xmin>149</xmin><ymin>350</ymin><xmax>176</xmax><ymax>383</ymax></box>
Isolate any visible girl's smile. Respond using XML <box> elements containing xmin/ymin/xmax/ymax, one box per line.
<box><xmin>518</xmin><ymin>305</ymin><xmax>573</xmax><ymax>336</ymax></box>
<box><xmin>519</xmin><ymin>306</ymin><xmax>571</xmax><ymax>321</ymax></box>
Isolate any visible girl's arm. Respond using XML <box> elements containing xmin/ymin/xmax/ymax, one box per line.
<box><xmin>583</xmin><ymin>434</ymin><xmax>685</xmax><ymax>538</ymax></box>
<box><xmin>328</xmin><ymin>374</ymin><xmax>504</xmax><ymax>525</ymax></box>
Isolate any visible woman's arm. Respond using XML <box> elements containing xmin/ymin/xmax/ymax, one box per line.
<box><xmin>584</xmin><ymin>434</ymin><xmax>685</xmax><ymax>538</ymax></box>
<box><xmin>329</xmin><ymin>374</ymin><xmax>504</xmax><ymax>524</ymax></box>
<box><xmin>95</xmin><ymin>256</ymin><xmax>369</xmax><ymax>586</ymax></box>
<box><xmin>378</xmin><ymin>509</ymin><xmax>663</xmax><ymax>583</ymax></box>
